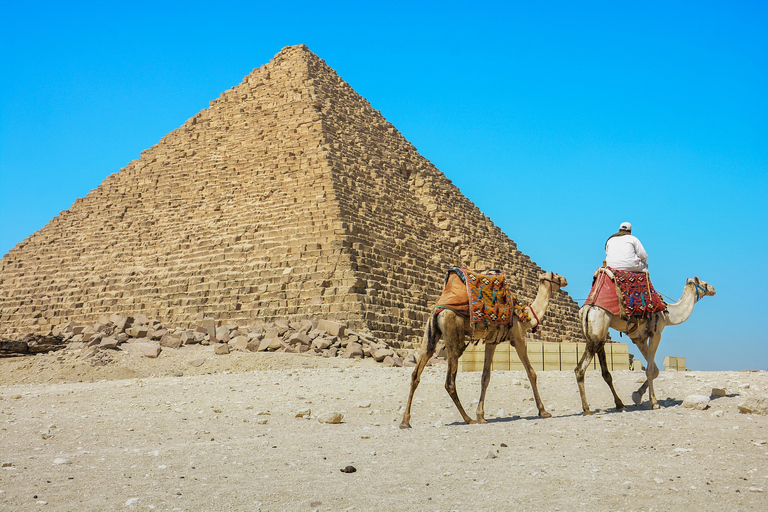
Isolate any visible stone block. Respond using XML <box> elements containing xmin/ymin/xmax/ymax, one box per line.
<box><xmin>99</xmin><ymin>336</ymin><xmax>119</xmax><ymax>349</ymax></box>
<box><xmin>230</xmin><ymin>335</ymin><xmax>249</xmax><ymax>351</ymax></box>
<box><xmin>342</xmin><ymin>342</ymin><xmax>363</xmax><ymax>359</ymax></box>
<box><xmin>160</xmin><ymin>333</ymin><xmax>182</xmax><ymax>349</ymax></box>
<box><xmin>287</xmin><ymin>332</ymin><xmax>310</xmax><ymax>345</ymax></box>
<box><xmin>143</xmin><ymin>345</ymin><xmax>162</xmax><ymax>358</ymax></box>
<box><xmin>317</xmin><ymin>319</ymin><xmax>346</xmax><ymax>337</ymax></box>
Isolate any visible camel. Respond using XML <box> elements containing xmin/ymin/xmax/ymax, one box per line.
<box><xmin>575</xmin><ymin>277</ymin><xmax>716</xmax><ymax>414</ymax></box>
<box><xmin>400</xmin><ymin>271</ymin><xmax>567</xmax><ymax>428</ymax></box>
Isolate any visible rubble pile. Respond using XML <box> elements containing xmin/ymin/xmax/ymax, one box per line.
<box><xmin>3</xmin><ymin>313</ymin><xmax>429</xmax><ymax>367</ymax></box>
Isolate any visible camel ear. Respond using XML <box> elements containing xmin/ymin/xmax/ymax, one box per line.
<box><xmin>694</xmin><ymin>276</ymin><xmax>700</xmax><ymax>284</ymax></box>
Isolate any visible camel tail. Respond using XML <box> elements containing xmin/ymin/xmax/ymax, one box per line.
<box><xmin>424</xmin><ymin>312</ymin><xmax>441</xmax><ymax>354</ymax></box>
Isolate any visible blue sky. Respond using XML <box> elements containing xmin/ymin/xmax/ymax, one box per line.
<box><xmin>1</xmin><ymin>1</ymin><xmax>766</xmax><ymax>370</ymax></box>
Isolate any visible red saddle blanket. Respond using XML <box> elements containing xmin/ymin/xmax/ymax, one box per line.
<box><xmin>584</xmin><ymin>267</ymin><xmax>667</xmax><ymax>318</ymax></box>
<box><xmin>434</xmin><ymin>267</ymin><xmax>520</xmax><ymax>326</ymax></box>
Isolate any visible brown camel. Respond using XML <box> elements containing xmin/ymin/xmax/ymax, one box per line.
<box><xmin>400</xmin><ymin>271</ymin><xmax>567</xmax><ymax>428</ymax></box>
<box><xmin>575</xmin><ymin>277</ymin><xmax>716</xmax><ymax>414</ymax></box>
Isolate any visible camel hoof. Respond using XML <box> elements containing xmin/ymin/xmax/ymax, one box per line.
<box><xmin>539</xmin><ymin>411</ymin><xmax>552</xmax><ymax>419</ymax></box>
<box><xmin>582</xmin><ymin>409</ymin><xmax>595</xmax><ymax>416</ymax></box>
<box><xmin>631</xmin><ymin>391</ymin><xmax>642</xmax><ymax>406</ymax></box>
<box><xmin>399</xmin><ymin>422</ymin><xmax>412</xmax><ymax>429</ymax></box>
<box><xmin>616</xmin><ymin>403</ymin><xmax>626</xmax><ymax>411</ymax></box>
<box><xmin>651</xmin><ymin>402</ymin><xmax>660</xmax><ymax>410</ymax></box>
<box><xmin>476</xmin><ymin>417</ymin><xmax>488</xmax><ymax>424</ymax></box>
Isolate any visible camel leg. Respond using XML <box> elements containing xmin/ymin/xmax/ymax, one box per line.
<box><xmin>574</xmin><ymin>346</ymin><xmax>596</xmax><ymax>415</ymax></box>
<box><xmin>475</xmin><ymin>342</ymin><xmax>498</xmax><ymax>423</ymax></box>
<box><xmin>596</xmin><ymin>345</ymin><xmax>625</xmax><ymax>411</ymax></box>
<box><xmin>644</xmin><ymin>333</ymin><xmax>663</xmax><ymax>409</ymax></box>
<box><xmin>399</xmin><ymin>345</ymin><xmax>435</xmax><ymax>429</ymax></box>
<box><xmin>444</xmin><ymin>349</ymin><xmax>474</xmax><ymax>425</ymax></box>
<box><xmin>630</xmin><ymin>336</ymin><xmax>661</xmax><ymax>408</ymax></box>
<box><xmin>512</xmin><ymin>334</ymin><xmax>551</xmax><ymax>418</ymax></box>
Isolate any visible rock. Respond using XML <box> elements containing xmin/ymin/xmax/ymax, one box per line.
<box><xmin>258</xmin><ymin>337</ymin><xmax>282</xmax><ymax>352</ymax></box>
<box><xmin>317</xmin><ymin>412</ymin><xmax>344</xmax><ymax>424</ymax></box>
<box><xmin>287</xmin><ymin>332</ymin><xmax>311</xmax><ymax>346</ymax></box>
<box><xmin>340</xmin><ymin>465</ymin><xmax>356</xmax><ymax>473</ymax></box>
<box><xmin>213</xmin><ymin>343</ymin><xmax>230</xmax><ymax>355</ymax></box>
<box><xmin>99</xmin><ymin>336</ymin><xmax>119</xmax><ymax>349</ymax></box>
<box><xmin>373</xmin><ymin>347</ymin><xmax>394</xmax><ymax>362</ymax></box>
<box><xmin>486</xmin><ymin>450</ymin><xmax>498</xmax><ymax>459</ymax></box>
<box><xmin>126</xmin><ymin>325</ymin><xmax>149</xmax><ymax>338</ymax></box>
<box><xmin>295</xmin><ymin>408</ymin><xmax>311</xmax><ymax>418</ymax></box>
<box><xmin>148</xmin><ymin>328</ymin><xmax>167</xmax><ymax>341</ymax></box>
<box><xmin>342</xmin><ymin>342</ymin><xmax>364</xmax><ymax>359</ymax></box>
<box><xmin>143</xmin><ymin>345</ymin><xmax>162</xmax><ymax>358</ymax></box>
<box><xmin>382</xmin><ymin>355</ymin><xmax>403</xmax><ymax>367</ymax></box>
<box><xmin>738</xmin><ymin>397</ymin><xmax>768</xmax><ymax>415</ymax></box>
<box><xmin>160</xmin><ymin>333</ymin><xmax>182</xmax><ymax>349</ymax></box>
<box><xmin>682</xmin><ymin>395</ymin><xmax>710</xmax><ymax>410</ymax></box>
<box><xmin>312</xmin><ymin>337</ymin><xmax>333</xmax><ymax>350</ymax></box>
<box><xmin>230</xmin><ymin>335</ymin><xmax>249</xmax><ymax>351</ymax></box>
<box><xmin>52</xmin><ymin>457</ymin><xmax>72</xmax><ymax>465</ymax></box>
<box><xmin>200</xmin><ymin>318</ymin><xmax>217</xmax><ymax>340</ymax></box>
<box><xmin>317</xmin><ymin>319</ymin><xmax>346</xmax><ymax>337</ymax></box>
<box><xmin>215</xmin><ymin>326</ymin><xmax>231</xmax><ymax>343</ymax></box>
<box><xmin>188</xmin><ymin>358</ymin><xmax>205</xmax><ymax>367</ymax></box>
<box><xmin>711</xmin><ymin>388</ymin><xmax>727</xmax><ymax>397</ymax></box>
<box><xmin>179</xmin><ymin>331</ymin><xmax>197</xmax><ymax>345</ymax></box>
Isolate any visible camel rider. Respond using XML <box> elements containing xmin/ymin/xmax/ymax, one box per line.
<box><xmin>605</xmin><ymin>222</ymin><xmax>648</xmax><ymax>271</ymax></box>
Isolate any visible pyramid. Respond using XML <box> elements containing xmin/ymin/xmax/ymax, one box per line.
<box><xmin>0</xmin><ymin>45</ymin><xmax>581</xmax><ymax>345</ymax></box>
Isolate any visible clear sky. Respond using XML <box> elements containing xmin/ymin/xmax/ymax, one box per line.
<box><xmin>1</xmin><ymin>1</ymin><xmax>766</xmax><ymax>371</ymax></box>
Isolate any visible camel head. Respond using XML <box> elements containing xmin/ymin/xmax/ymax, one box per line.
<box><xmin>687</xmin><ymin>277</ymin><xmax>716</xmax><ymax>299</ymax></box>
<box><xmin>538</xmin><ymin>271</ymin><xmax>568</xmax><ymax>291</ymax></box>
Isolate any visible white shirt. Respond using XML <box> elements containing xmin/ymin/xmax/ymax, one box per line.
<box><xmin>605</xmin><ymin>234</ymin><xmax>648</xmax><ymax>271</ymax></box>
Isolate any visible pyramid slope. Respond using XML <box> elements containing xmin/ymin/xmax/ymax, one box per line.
<box><xmin>0</xmin><ymin>45</ymin><xmax>581</xmax><ymax>344</ymax></box>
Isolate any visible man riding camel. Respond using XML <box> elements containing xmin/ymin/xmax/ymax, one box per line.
<box><xmin>605</xmin><ymin>222</ymin><xmax>648</xmax><ymax>272</ymax></box>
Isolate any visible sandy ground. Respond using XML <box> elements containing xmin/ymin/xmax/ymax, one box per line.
<box><xmin>1</xmin><ymin>344</ymin><xmax>767</xmax><ymax>511</ymax></box>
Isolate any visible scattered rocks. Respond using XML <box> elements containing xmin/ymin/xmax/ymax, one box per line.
<box><xmin>2</xmin><ymin>314</ymin><xmax>422</xmax><ymax>367</ymax></box>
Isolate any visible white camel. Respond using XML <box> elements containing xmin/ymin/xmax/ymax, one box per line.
<box><xmin>400</xmin><ymin>271</ymin><xmax>567</xmax><ymax>428</ymax></box>
<box><xmin>575</xmin><ymin>277</ymin><xmax>716</xmax><ymax>414</ymax></box>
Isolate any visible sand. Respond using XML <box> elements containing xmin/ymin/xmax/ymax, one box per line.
<box><xmin>1</xmin><ymin>344</ymin><xmax>766</xmax><ymax>511</ymax></box>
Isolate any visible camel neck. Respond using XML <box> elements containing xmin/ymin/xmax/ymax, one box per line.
<box><xmin>529</xmin><ymin>281</ymin><xmax>554</xmax><ymax>325</ymax></box>
<box><xmin>666</xmin><ymin>283</ymin><xmax>699</xmax><ymax>325</ymax></box>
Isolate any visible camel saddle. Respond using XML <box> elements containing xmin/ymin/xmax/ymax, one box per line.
<box><xmin>434</xmin><ymin>267</ymin><xmax>524</xmax><ymax>327</ymax></box>
<box><xmin>584</xmin><ymin>266</ymin><xmax>667</xmax><ymax>319</ymax></box>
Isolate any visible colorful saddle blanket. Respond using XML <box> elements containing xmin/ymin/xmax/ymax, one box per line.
<box><xmin>584</xmin><ymin>267</ymin><xmax>667</xmax><ymax>319</ymax></box>
<box><xmin>434</xmin><ymin>267</ymin><xmax>524</xmax><ymax>326</ymax></box>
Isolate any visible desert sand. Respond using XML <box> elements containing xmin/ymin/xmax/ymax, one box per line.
<box><xmin>1</xmin><ymin>344</ymin><xmax>766</xmax><ymax>511</ymax></box>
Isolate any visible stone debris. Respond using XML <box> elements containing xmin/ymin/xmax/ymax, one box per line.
<box><xmin>0</xmin><ymin>314</ymin><xmax>426</xmax><ymax>366</ymax></box>
<box><xmin>737</xmin><ymin>397</ymin><xmax>768</xmax><ymax>415</ymax></box>
<box><xmin>0</xmin><ymin>314</ymin><xmax>426</xmax><ymax>367</ymax></box>
<box><xmin>682</xmin><ymin>395</ymin><xmax>710</xmax><ymax>410</ymax></box>
<box><xmin>317</xmin><ymin>412</ymin><xmax>344</xmax><ymax>424</ymax></box>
